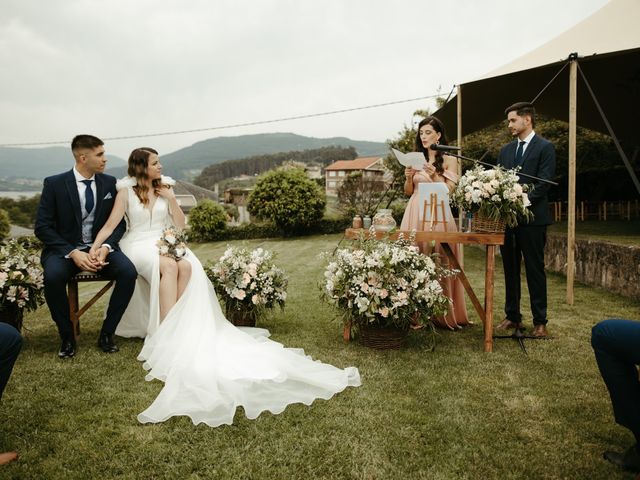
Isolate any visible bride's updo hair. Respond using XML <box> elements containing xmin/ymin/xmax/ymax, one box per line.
<box><xmin>128</xmin><ymin>147</ymin><xmax>162</xmax><ymax>207</ymax></box>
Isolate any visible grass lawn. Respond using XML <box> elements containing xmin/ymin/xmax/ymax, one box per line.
<box><xmin>1</xmin><ymin>233</ymin><xmax>639</xmax><ymax>479</ymax></box>
<box><xmin>548</xmin><ymin>219</ymin><xmax>640</xmax><ymax>246</ymax></box>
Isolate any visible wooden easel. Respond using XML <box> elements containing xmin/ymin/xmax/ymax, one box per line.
<box><xmin>421</xmin><ymin>193</ymin><xmax>449</xmax><ymax>232</ymax></box>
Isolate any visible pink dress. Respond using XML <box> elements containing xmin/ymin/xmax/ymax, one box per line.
<box><xmin>400</xmin><ymin>169</ymin><xmax>470</xmax><ymax>329</ymax></box>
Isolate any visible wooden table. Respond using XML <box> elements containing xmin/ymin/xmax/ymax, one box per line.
<box><xmin>344</xmin><ymin>228</ymin><xmax>505</xmax><ymax>352</ymax></box>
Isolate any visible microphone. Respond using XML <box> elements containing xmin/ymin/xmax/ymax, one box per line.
<box><xmin>429</xmin><ymin>144</ymin><xmax>461</xmax><ymax>152</ymax></box>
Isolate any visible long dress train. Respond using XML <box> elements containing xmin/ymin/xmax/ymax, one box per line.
<box><xmin>114</xmin><ymin>177</ymin><xmax>361</xmax><ymax>426</ymax></box>
<box><xmin>399</xmin><ymin>169</ymin><xmax>469</xmax><ymax>329</ymax></box>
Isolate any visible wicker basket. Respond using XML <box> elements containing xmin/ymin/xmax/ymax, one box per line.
<box><xmin>358</xmin><ymin>323</ymin><xmax>408</xmax><ymax>350</ymax></box>
<box><xmin>472</xmin><ymin>213</ymin><xmax>506</xmax><ymax>233</ymax></box>
<box><xmin>226</xmin><ymin>308</ymin><xmax>257</xmax><ymax>327</ymax></box>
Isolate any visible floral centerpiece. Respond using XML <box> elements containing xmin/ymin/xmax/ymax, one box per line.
<box><xmin>205</xmin><ymin>246</ymin><xmax>288</xmax><ymax>326</ymax></box>
<box><xmin>157</xmin><ymin>226</ymin><xmax>188</xmax><ymax>261</ymax></box>
<box><xmin>0</xmin><ymin>238</ymin><xmax>45</xmax><ymax>330</ymax></box>
<box><xmin>450</xmin><ymin>165</ymin><xmax>533</xmax><ymax>229</ymax></box>
<box><xmin>321</xmin><ymin>231</ymin><xmax>452</xmax><ymax>347</ymax></box>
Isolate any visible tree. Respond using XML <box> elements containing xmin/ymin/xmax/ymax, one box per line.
<box><xmin>187</xmin><ymin>200</ymin><xmax>227</xmax><ymax>241</ymax></box>
<box><xmin>0</xmin><ymin>209</ymin><xmax>10</xmax><ymax>240</ymax></box>
<box><xmin>336</xmin><ymin>171</ymin><xmax>387</xmax><ymax>219</ymax></box>
<box><xmin>247</xmin><ymin>167</ymin><xmax>326</xmax><ymax>234</ymax></box>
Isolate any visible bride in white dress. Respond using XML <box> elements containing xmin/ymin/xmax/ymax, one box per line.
<box><xmin>90</xmin><ymin>148</ymin><xmax>361</xmax><ymax>427</ymax></box>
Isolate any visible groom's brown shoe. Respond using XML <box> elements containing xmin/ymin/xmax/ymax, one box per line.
<box><xmin>532</xmin><ymin>324</ymin><xmax>549</xmax><ymax>338</ymax></box>
<box><xmin>496</xmin><ymin>319</ymin><xmax>522</xmax><ymax>330</ymax></box>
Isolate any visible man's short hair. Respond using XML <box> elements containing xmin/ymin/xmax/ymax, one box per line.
<box><xmin>71</xmin><ymin>134</ymin><xmax>104</xmax><ymax>153</ymax></box>
<box><xmin>505</xmin><ymin>102</ymin><xmax>536</xmax><ymax>128</ymax></box>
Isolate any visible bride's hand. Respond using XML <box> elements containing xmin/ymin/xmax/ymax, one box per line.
<box><xmin>155</xmin><ymin>184</ymin><xmax>175</xmax><ymax>200</ymax></box>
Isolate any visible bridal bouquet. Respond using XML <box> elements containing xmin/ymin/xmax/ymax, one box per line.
<box><xmin>321</xmin><ymin>232</ymin><xmax>451</xmax><ymax>330</ymax></box>
<box><xmin>0</xmin><ymin>238</ymin><xmax>45</xmax><ymax>314</ymax></box>
<box><xmin>157</xmin><ymin>226</ymin><xmax>188</xmax><ymax>261</ymax></box>
<box><xmin>450</xmin><ymin>165</ymin><xmax>533</xmax><ymax>228</ymax></box>
<box><xmin>205</xmin><ymin>246</ymin><xmax>288</xmax><ymax>321</ymax></box>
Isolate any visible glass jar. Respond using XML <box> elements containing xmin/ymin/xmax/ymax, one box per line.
<box><xmin>352</xmin><ymin>215</ymin><xmax>363</xmax><ymax>229</ymax></box>
<box><xmin>373</xmin><ymin>209</ymin><xmax>397</xmax><ymax>232</ymax></box>
<box><xmin>362</xmin><ymin>215</ymin><xmax>372</xmax><ymax>229</ymax></box>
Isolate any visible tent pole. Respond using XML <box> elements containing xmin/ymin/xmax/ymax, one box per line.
<box><xmin>457</xmin><ymin>84</ymin><xmax>464</xmax><ymax>266</ymax></box>
<box><xmin>567</xmin><ymin>58</ymin><xmax>577</xmax><ymax>305</ymax></box>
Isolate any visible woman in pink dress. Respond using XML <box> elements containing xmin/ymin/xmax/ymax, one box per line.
<box><xmin>400</xmin><ymin>116</ymin><xmax>469</xmax><ymax>329</ymax></box>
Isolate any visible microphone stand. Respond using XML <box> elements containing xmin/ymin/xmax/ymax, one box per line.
<box><xmin>441</xmin><ymin>150</ymin><xmax>558</xmax><ymax>186</ymax></box>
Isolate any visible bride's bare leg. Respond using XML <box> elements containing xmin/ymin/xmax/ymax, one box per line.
<box><xmin>159</xmin><ymin>256</ymin><xmax>178</xmax><ymax>320</ymax></box>
<box><xmin>176</xmin><ymin>259</ymin><xmax>192</xmax><ymax>299</ymax></box>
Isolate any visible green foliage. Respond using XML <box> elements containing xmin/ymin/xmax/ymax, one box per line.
<box><xmin>336</xmin><ymin>171</ymin><xmax>387</xmax><ymax>219</ymax></box>
<box><xmin>0</xmin><ymin>194</ymin><xmax>41</xmax><ymax>228</ymax></box>
<box><xmin>0</xmin><ymin>208</ymin><xmax>10</xmax><ymax>240</ymax></box>
<box><xmin>195</xmin><ymin>146</ymin><xmax>357</xmax><ymax>190</ymax></box>
<box><xmin>186</xmin><ymin>199</ymin><xmax>227</xmax><ymax>241</ymax></box>
<box><xmin>247</xmin><ymin>167</ymin><xmax>326</xmax><ymax>235</ymax></box>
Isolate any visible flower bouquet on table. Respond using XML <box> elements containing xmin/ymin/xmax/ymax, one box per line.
<box><xmin>205</xmin><ymin>246</ymin><xmax>288</xmax><ymax>327</ymax></box>
<box><xmin>321</xmin><ymin>231</ymin><xmax>452</xmax><ymax>349</ymax></box>
<box><xmin>157</xmin><ymin>226</ymin><xmax>188</xmax><ymax>261</ymax></box>
<box><xmin>0</xmin><ymin>238</ymin><xmax>45</xmax><ymax>330</ymax></box>
<box><xmin>450</xmin><ymin>165</ymin><xmax>533</xmax><ymax>231</ymax></box>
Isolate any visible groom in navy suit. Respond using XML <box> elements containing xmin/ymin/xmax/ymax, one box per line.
<box><xmin>35</xmin><ymin>135</ymin><xmax>137</xmax><ymax>358</ymax></box>
<box><xmin>496</xmin><ymin>102</ymin><xmax>556</xmax><ymax>338</ymax></box>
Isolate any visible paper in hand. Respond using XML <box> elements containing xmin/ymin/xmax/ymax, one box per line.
<box><xmin>391</xmin><ymin>148</ymin><xmax>426</xmax><ymax>170</ymax></box>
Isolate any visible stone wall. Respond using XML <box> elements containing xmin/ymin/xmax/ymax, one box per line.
<box><xmin>545</xmin><ymin>234</ymin><xmax>640</xmax><ymax>300</ymax></box>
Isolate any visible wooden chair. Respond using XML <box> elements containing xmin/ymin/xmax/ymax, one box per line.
<box><xmin>67</xmin><ymin>272</ymin><xmax>114</xmax><ymax>340</ymax></box>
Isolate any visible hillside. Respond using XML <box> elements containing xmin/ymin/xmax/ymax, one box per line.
<box><xmin>106</xmin><ymin>132</ymin><xmax>388</xmax><ymax>180</ymax></box>
<box><xmin>0</xmin><ymin>146</ymin><xmax>126</xmax><ymax>188</ymax></box>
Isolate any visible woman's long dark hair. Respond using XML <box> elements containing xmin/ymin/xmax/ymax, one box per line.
<box><xmin>414</xmin><ymin>116</ymin><xmax>448</xmax><ymax>175</ymax></box>
<box><xmin>127</xmin><ymin>147</ymin><xmax>161</xmax><ymax>206</ymax></box>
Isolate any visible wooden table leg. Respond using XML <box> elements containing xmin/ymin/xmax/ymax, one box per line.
<box><xmin>440</xmin><ymin>243</ymin><xmax>486</xmax><ymax>324</ymax></box>
<box><xmin>484</xmin><ymin>245</ymin><xmax>496</xmax><ymax>353</ymax></box>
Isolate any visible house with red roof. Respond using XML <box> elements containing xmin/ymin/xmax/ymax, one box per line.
<box><xmin>324</xmin><ymin>156</ymin><xmax>389</xmax><ymax>196</ymax></box>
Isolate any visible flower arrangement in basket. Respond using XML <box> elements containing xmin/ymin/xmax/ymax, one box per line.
<box><xmin>321</xmin><ymin>231</ymin><xmax>452</xmax><ymax>345</ymax></box>
<box><xmin>157</xmin><ymin>226</ymin><xmax>188</xmax><ymax>261</ymax></box>
<box><xmin>205</xmin><ymin>246</ymin><xmax>288</xmax><ymax>326</ymax></box>
<box><xmin>0</xmin><ymin>238</ymin><xmax>45</xmax><ymax>330</ymax></box>
<box><xmin>450</xmin><ymin>165</ymin><xmax>533</xmax><ymax>231</ymax></box>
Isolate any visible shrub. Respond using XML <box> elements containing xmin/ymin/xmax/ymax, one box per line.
<box><xmin>0</xmin><ymin>209</ymin><xmax>10</xmax><ymax>240</ymax></box>
<box><xmin>247</xmin><ymin>167</ymin><xmax>326</xmax><ymax>235</ymax></box>
<box><xmin>187</xmin><ymin>200</ymin><xmax>227</xmax><ymax>241</ymax></box>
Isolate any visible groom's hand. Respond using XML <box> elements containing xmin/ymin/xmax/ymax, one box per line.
<box><xmin>69</xmin><ymin>250</ymin><xmax>99</xmax><ymax>272</ymax></box>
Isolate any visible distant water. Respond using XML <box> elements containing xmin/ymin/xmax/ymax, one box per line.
<box><xmin>0</xmin><ymin>191</ymin><xmax>41</xmax><ymax>199</ymax></box>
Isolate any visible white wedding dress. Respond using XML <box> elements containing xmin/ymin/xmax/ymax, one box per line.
<box><xmin>114</xmin><ymin>177</ymin><xmax>361</xmax><ymax>427</ymax></box>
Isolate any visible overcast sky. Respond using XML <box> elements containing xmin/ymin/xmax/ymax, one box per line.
<box><xmin>0</xmin><ymin>0</ymin><xmax>609</xmax><ymax>159</ymax></box>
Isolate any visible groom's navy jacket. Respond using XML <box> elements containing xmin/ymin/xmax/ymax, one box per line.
<box><xmin>35</xmin><ymin>169</ymin><xmax>126</xmax><ymax>262</ymax></box>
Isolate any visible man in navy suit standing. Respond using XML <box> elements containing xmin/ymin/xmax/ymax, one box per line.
<box><xmin>496</xmin><ymin>102</ymin><xmax>556</xmax><ymax>338</ymax></box>
<box><xmin>35</xmin><ymin>135</ymin><xmax>137</xmax><ymax>358</ymax></box>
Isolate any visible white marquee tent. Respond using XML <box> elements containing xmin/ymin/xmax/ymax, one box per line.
<box><xmin>432</xmin><ymin>0</ymin><xmax>640</xmax><ymax>303</ymax></box>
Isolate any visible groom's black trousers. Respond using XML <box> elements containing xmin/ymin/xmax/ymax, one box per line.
<box><xmin>43</xmin><ymin>251</ymin><xmax>137</xmax><ymax>340</ymax></box>
<box><xmin>592</xmin><ymin>319</ymin><xmax>640</xmax><ymax>443</ymax></box>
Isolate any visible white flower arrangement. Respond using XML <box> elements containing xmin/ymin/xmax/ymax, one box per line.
<box><xmin>450</xmin><ymin>165</ymin><xmax>534</xmax><ymax>228</ymax></box>
<box><xmin>321</xmin><ymin>232</ymin><xmax>451</xmax><ymax>330</ymax></box>
<box><xmin>157</xmin><ymin>226</ymin><xmax>188</xmax><ymax>261</ymax></box>
<box><xmin>205</xmin><ymin>246</ymin><xmax>288</xmax><ymax>319</ymax></box>
<box><xmin>0</xmin><ymin>238</ymin><xmax>45</xmax><ymax>312</ymax></box>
